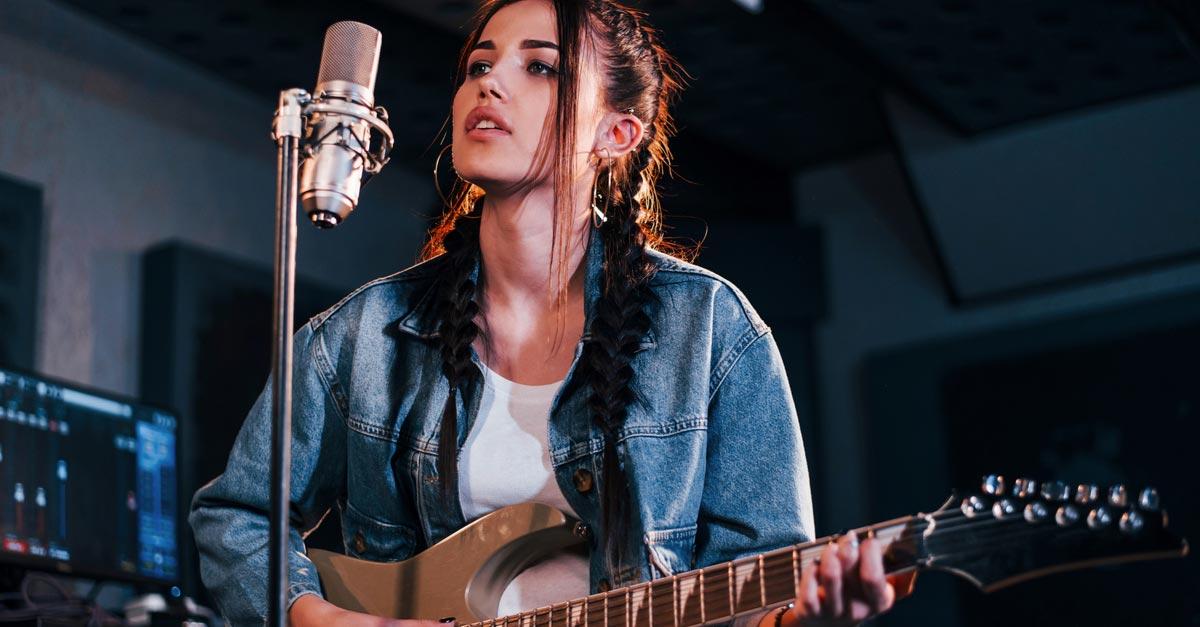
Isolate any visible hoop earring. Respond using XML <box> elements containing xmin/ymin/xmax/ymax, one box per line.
<box><xmin>592</xmin><ymin>149</ymin><xmax>613</xmax><ymax>228</ymax></box>
<box><xmin>433</xmin><ymin>143</ymin><xmax>461</xmax><ymax>209</ymax></box>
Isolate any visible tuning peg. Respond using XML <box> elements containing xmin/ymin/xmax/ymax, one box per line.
<box><xmin>983</xmin><ymin>474</ymin><xmax>1005</xmax><ymax>496</ymax></box>
<box><xmin>1119</xmin><ymin>510</ymin><xmax>1145</xmax><ymax>534</ymax></box>
<box><xmin>1014</xmin><ymin>478</ymin><xmax>1039</xmax><ymax>498</ymax></box>
<box><xmin>961</xmin><ymin>495</ymin><xmax>989</xmax><ymax>518</ymax></box>
<box><xmin>1041</xmin><ymin>480</ymin><xmax>1070</xmax><ymax>501</ymax></box>
<box><xmin>1056</xmin><ymin>504</ymin><xmax>1081</xmax><ymax>526</ymax></box>
<box><xmin>1075</xmin><ymin>484</ymin><xmax>1100</xmax><ymax>505</ymax></box>
<box><xmin>1087</xmin><ymin>507</ymin><xmax>1114</xmax><ymax>529</ymax></box>
<box><xmin>1024</xmin><ymin>501</ymin><xmax>1049</xmax><ymax>523</ymax></box>
<box><xmin>1108</xmin><ymin>484</ymin><xmax>1128</xmax><ymax>507</ymax></box>
<box><xmin>992</xmin><ymin>498</ymin><xmax>1017</xmax><ymax>519</ymax></box>
<box><xmin>1138</xmin><ymin>487</ymin><xmax>1160</xmax><ymax>511</ymax></box>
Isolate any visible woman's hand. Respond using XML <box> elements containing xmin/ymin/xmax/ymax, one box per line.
<box><xmin>769</xmin><ymin>531</ymin><xmax>917</xmax><ymax>627</ymax></box>
<box><xmin>289</xmin><ymin>594</ymin><xmax>452</xmax><ymax>627</ymax></box>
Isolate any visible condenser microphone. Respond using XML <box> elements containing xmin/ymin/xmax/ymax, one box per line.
<box><xmin>300</xmin><ymin>21</ymin><xmax>388</xmax><ymax>228</ymax></box>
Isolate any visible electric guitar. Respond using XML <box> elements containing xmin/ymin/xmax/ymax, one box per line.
<box><xmin>308</xmin><ymin>476</ymin><xmax>1188</xmax><ymax>625</ymax></box>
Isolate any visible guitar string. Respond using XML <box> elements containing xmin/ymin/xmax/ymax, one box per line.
<box><xmin>463</xmin><ymin>504</ymin><xmax>1135</xmax><ymax>627</ymax></box>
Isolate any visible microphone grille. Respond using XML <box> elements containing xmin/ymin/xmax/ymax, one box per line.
<box><xmin>316</xmin><ymin>21</ymin><xmax>382</xmax><ymax>97</ymax></box>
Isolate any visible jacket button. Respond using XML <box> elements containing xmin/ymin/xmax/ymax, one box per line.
<box><xmin>598</xmin><ymin>578</ymin><xmax>610</xmax><ymax>592</ymax></box>
<box><xmin>352</xmin><ymin>530</ymin><xmax>367</xmax><ymax>554</ymax></box>
<box><xmin>573</xmin><ymin>469</ymin><xmax>594</xmax><ymax>493</ymax></box>
<box><xmin>573</xmin><ymin>521</ymin><xmax>593</xmax><ymax>541</ymax></box>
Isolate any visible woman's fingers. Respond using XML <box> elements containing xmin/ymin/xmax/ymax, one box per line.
<box><xmin>817</xmin><ymin>542</ymin><xmax>843</xmax><ymax>617</ymax></box>
<box><xmin>836</xmin><ymin>530</ymin><xmax>859</xmax><ymax>573</ymax></box>
<box><xmin>790</xmin><ymin>533</ymin><xmax>907</xmax><ymax>625</ymax></box>
<box><xmin>798</xmin><ymin>552</ymin><xmax>821</xmax><ymax>616</ymax></box>
<box><xmin>857</xmin><ymin>537</ymin><xmax>896</xmax><ymax>614</ymax></box>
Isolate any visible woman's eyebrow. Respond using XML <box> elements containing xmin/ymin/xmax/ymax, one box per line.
<box><xmin>472</xmin><ymin>39</ymin><xmax>560</xmax><ymax>51</ymax></box>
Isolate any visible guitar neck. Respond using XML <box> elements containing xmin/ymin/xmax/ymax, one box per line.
<box><xmin>462</xmin><ymin>516</ymin><xmax>923</xmax><ymax>627</ymax></box>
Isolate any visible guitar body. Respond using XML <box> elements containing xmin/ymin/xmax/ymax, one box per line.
<box><xmin>308</xmin><ymin>503</ymin><xmax>582</xmax><ymax>621</ymax></box>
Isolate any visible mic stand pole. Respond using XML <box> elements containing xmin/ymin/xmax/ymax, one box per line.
<box><xmin>267</xmin><ymin>87</ymin><xmax>310</xmax><ymax>627</ymax></box>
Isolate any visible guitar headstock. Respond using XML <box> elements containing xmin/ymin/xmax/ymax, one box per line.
<box><xmin>916</xmin><ymin>475</ymin><xmax>1188</xmax><ymax>592</ymax></box>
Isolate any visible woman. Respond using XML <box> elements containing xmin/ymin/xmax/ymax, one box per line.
<box><xmin>190</xmin><ymin>1</ymin><xmax>903</xmax><ymax>625</ymax></box>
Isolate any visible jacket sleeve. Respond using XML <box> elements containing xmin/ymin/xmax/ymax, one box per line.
<box><xmin>189</xmin><ymin>321</ymin><xmax>348</xmax><ymax>626</ymax></box>
<box><xmin>694</xmin><ymin>326</ymin><xmax>815</xmax><ymax>570</ymax></box>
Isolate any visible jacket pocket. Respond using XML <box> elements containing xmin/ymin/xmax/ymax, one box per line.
<box><xmin>340</xmin><ymin>500</ymin><xmax>418</xmax><ymax>562</ymax></box>
<box><xmin>644</xmin><ymin>524</ymin><xmax>697</xmax><ymax>578</ymax></box>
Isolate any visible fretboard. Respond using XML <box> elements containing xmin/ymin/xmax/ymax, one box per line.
<box><xmin>462</xmin><ymin>517</ymin><xmax>920</xmax><ymax>627</ymax></box>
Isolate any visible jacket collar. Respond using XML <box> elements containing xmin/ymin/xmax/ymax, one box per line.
<box><xmin>395</xmin><ymin>227</ymin><xmax>655</xmax><ymax>349</ymax></box>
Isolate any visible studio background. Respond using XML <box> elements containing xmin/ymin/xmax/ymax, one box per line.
<box><xmin>1</xmin><ymin>0</ymin><xmax>1197</xmax><ymax>624</ymax></box>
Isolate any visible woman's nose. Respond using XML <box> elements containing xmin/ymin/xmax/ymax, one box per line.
<box><xmin>478</xmin><ymin>74</ymin><xmax>506</xmax><ymax>102</ymax></box>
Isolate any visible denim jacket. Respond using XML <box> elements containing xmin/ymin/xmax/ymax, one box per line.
<box><xmin>189</xmin><ymin>234</ymin><xmax>814</xmax><ymax>626</ymax></box>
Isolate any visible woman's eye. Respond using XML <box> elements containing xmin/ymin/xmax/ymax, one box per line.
<box><xmin>467</xmin><ymin>61</ymin><xmax>491</xmax><ymax>77</ymax></box>
<box><xmin>528</xmin><ymin>60</ymin><xmax>558</xmax><ymax>76</ymax></box>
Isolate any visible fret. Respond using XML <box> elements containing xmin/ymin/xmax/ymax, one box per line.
<box><xmin>757</xmin><ymin>555</ymin><xmax>766</xmax><ymax>608</ymax></box>
<box><xmin>732</xmin><ymin>557</ymin><xmax>763</xmax><ymax>614</ymax></box>
<box><xmin>630</xmin><ymin>583</ymin><xmax>650</xmax><ymax>627</ymax></box>
<box><xmin>700</xmin><ymin>563</ymin><xmax>731</xmax><ymax>621</ymax></box>
<box><xmin>672</xmin><ymin>576</ymin><xmax>680</xmax><ymax>627</ymax></box>
<box><xmin>536</xmin><ymin>606</ymin><xmax>550</xmax><ymax>627</ymax></box>
<box><xmin>726</xmin><ymin>563</ymin><xmax>735</xmax><ymax>618</ymax></box>
<box><xmin>762</xmin><ymin>550</ymin><xmax>795</xmax><ymax>605</ymax></box>
<box><xmin>791</xmin><ymin>549</ymin><xmax>800</xmax><ymax>600</ymax></box>
<box><xmin>608</xmin><ymin>586</ymin><xmax>628</xmax><ymax>627</ymax></box>
<box><xmin>587</xmin><ymin>594</ymin><xmax>604</xmax><ymax>627</ymax></box>
<box><xmin>648</xmin><ymin>581</ymin><xmax>657</xmax><ymax>627</ymax></box>
<box><xmin>552</xmin><ymin>602</ymin><xmax>570</xmax><ymax>627</ymax></box>
<box><xmin>699</xmin><ymin>570</ymin><xmax>706</xmax><ymax>625</ymax></box>
<box><xmin>649</xmin><ymin>577</ymin><xmax>673</xmax><ymax>627</ymax></box>
<box><xmin>520</xmin><ymin>610</ymin><xmax>535</xmax><ymax>627</ymax></box>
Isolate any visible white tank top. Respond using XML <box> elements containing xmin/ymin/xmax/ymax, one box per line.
<box><xmin>458</xmin><ymin>363</ymin><xmax>590</xmax><ymax>617</ymax></box>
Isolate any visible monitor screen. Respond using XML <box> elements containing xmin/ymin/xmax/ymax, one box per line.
<box><xmin>0</xmin><ymin>367</ymin><xmax>179</xmax><ymax>585</ymax></box>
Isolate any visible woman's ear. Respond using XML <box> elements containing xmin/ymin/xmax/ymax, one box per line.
<box><xmin>594</xmin><ymin>112</ymin><xmax>645</xmax><ymax>160</ymax></box>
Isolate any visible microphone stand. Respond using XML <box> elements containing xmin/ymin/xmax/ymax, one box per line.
<box><xmin>268</xmin><ymin>87</ymin><xmax>392</xmax><ymax>627</ymax></box>
<box><xmin>268</xmin><ymin>87</ymin><xmax>309</xmax><ymax>627</ymax></box>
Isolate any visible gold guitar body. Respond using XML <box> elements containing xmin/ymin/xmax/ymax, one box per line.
<box><xmin>308</xmin><ymin>503</ymin><xmax>582</xmax><ymax>621</ymax></box>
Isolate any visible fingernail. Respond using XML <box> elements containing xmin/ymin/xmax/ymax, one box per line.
<box><xmin>846</xmin><ymin>529</ymin><xmax>859</xmax><ymax>547</ymax></box>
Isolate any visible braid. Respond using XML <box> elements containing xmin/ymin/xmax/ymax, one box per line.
<box><xmin>433</xmin><ymin>210</ymin><xmax>483</xmax><ymax>506</ymax></box>
<box><xmin>584</xmin><ymin>168</ymin><xmax>656</xmax><ymax>573</ymax></box>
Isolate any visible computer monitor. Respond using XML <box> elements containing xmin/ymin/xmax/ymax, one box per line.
<box><xmin>0</xmin><ymin>366</ymin><xmax>179</xmax><ymax>587</ymax></box>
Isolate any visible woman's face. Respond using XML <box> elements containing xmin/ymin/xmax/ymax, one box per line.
<box><xmin>451</xmin><ymin>0</ymin><xmax>605</xmax><ymax>195</ymax></box>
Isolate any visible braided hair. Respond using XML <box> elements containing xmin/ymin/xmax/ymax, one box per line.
<box><xmin>420</xmin><ymin>0</ymin><xmax>688</xmax><ymax>577</ymax></box>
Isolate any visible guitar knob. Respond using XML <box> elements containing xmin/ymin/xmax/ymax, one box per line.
<box><xmin>1014</xmin><ymin>478</ymin><xmax>1038</xmax><ymax>498</ymax></box>
<box><xmin>961</xmin><ymin>495</ymin><xmax>989</xmax><ymax>518</ymax></box>
<box><xmin>1056</xmin><ymin>504</ymin><xmax>1081</xmax><ymax>526</ymax></box>
<box><xmin>992</xmin><ymin>498</ymin><xmax>1017</xmax><ymax>519</ymax></box>
<box><xmin>1138</xmin><ymin>487</ymin><xmax>1160</xmax><ymax>511</ymax></box>
<box><xmin>1108</xmin><ymin>484</ymin><xmax>1128</xmax><ymax>507</ymax></box>
<box><xmin>1087</xmin><ymin>507</ymin><xmax>1113</xmax><ymax>529</ymax></box>
<box><xmin>1041</xmin><ymin>480</ymin><xmax>1070</xmax><ymax>501</ymax></box>
<box><xmin>982</xmin><ymin>474</ymin><xmax>1005</xmax><ymax>496</ymax></box>
<box><xmin>1024</xmin><ymin>501</ymin><xmax>1049</xmax><ymax>523</ymax></box>
<box><xmin>1075</xmin><ymin>484</ymin><xmax>1100</xmax><ymax>505</ymax></box>
<box><xmin>1119</xmin><ymin>510</ymin><xmax>1145</xmax><ymax>534</ymax></box>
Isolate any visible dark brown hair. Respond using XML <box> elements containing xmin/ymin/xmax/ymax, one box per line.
<box><xmin>422</xmin><ymin>0</ymin><xmax>687</xmax><ymax>578</ymax></box>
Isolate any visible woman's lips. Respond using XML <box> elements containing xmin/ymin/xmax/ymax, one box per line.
<box><xmin>464</xmin><ymin>107</ymin><xmax>511</xmax><ymax>138</ymax></box>
<box><xmin>465</xmin><ymin>127</ymin><xmax>511</xmax><ymax>139</ymax></box>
